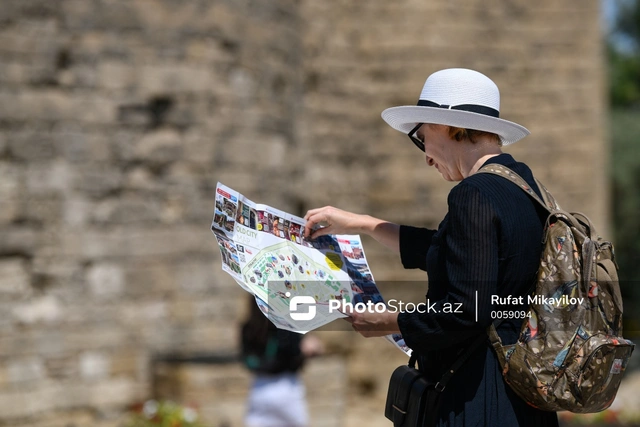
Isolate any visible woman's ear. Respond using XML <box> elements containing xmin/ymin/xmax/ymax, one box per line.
<box><xmin>447</xmin><ymin>126</ymin><xmax>467</xmax><ymax>142</ymax></box>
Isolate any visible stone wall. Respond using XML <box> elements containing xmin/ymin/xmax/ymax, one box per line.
<box><xmin>0</xmin><ymin>0</ymin><xmax>302</xmax><ymax>425</ymax></box>
<box><xmin>299</xmin><ymin>0</ymin><xmax>609</xmax><ymax>279</ymax></box>
<box><xmin>0</xmin><ymin>0</ymin><xmax>607</xmax><ymax>426</ymax></box>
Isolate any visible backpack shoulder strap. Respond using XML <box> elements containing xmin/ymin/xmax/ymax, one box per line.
<box><xmin>534</xmin><ymin>178</ymin><xmax>561</xmax><ymax>211</ymax></box>
<box><xmin>478</xmin><ymin>163</ymin><xmax>559</xmax><ymax>212</ymax></box>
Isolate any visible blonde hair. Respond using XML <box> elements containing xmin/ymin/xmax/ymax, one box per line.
<box><xmin>447</xmin><ymin>126</ymin><xmax>501</xmax><ymax>146</ymax></box>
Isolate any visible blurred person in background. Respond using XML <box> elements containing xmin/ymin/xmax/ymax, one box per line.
<box><xmin>304</xmin><ymin>69</ymin><xmax>559</xmax><ymax>426</ymax></box>
<box><xmin>241</xmin><ymin>296</ymin><xmax>324</xmax><ymax>427</ymax></box>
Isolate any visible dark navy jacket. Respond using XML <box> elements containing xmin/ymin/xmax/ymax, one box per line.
<box><xmin>397</xmin><ymin>153</ymin><xmax>559</xmax><ymax>427</ymax></box>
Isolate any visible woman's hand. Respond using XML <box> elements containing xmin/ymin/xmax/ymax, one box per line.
<box><xmin>343</xmin><ymin>309</ymin><xmax>400</xmax><ymax>338</ymax></box>
<box><xmin>303</xmin><ymin>206</ymin><xmax>368</xmax><ymax>240</ymax></box>
<box><xmin>303</xmin><ymin>206</ymin><xmax>401</xmax><ymax>252</ymax></box>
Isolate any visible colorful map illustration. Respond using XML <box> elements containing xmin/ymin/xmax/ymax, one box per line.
<box><xmin>211</xmin><ymin>182</ymin><xmax>410</xmax><ymax>354</ymax></box>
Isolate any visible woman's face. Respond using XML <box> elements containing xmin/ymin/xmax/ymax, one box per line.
<box><xmin>415</xmin><ymin>124</ymin><xmax>464</xmax><ymax>181</ymax></box>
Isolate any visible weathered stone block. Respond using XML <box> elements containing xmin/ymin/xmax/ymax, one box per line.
<box><xmin>0</xmin><ymin>18</ymin><xmax>60</xmax><ymax>58</ymax></box>
<box><xmin>0</xmin><ymin>258</ymin><xmax>30</xmax><ymax>297</ymax></box>
<box><xmin>62</xmin><ymin>196</ymin><xmax>93</xmax><ymax>227</ymax></box>
<box><xmin>0</xmin><ymin>364</ymin><xmax>7</xmax><ymax>388</ymax></box>
<box><xmin>0</xmin><ymin>197</ymin><xmax>21</xmax><ymax>226</ymax></box>
<box><xmin>123</xmin><ymin>166</ymin><xmax>166</xmax><ymax>194</ymax></box>
<box><xmin>25</xmin><ymin>161</ymin><xmax>73</xmax><ymax>196</ymax></box>
<box><xmin>57</xmin><ymin>64</ymin><xmax>100</xmax><ymax>89</ymax></box>
<box><xmin>8</xmin><ymin>129</ymin><xmax>56</xmax><ymax>160</ymax></box>
<box><xmin>0</xmin><ymin>1</ymin><xmax>59</xmax><ymax>25</ymax></box>
<box><xmin>22</xmin><ymin>196</ymin><xmax>64</xmax><ymax>227</ymax></box>
<box><xmin>124</xmin><ymin>260</ymin><xmax>176</xmax><ymax>296</ymax></box>
<box><xmin>7</xmin><ymin>357</ymin><xmax>46</xmax><ymax>386</ymax></box>
<box><xmin>0</xmin><ymin>390</ymin><xmax>33</xmax><ymax>419</ymax></box>
<box><xmin>0</xmin><ymin>161</ymin><xmax>23</xmax><ymax>196</ymax></box>
<box><xmin>87</xmin><ymin>263</ymin><xmax>125</xmax><ymax>299</ymax></box>
<box><xmin>0</xmin><ymin>91</ymin><xmax>111</xmax><ymax>123</ymax></box>
<box><xmin>137</xmin><ymin>65</ymin><xmax>214</xmax><ymax>96</ymax></box>
<box><xmin>72</xmin><ymin>164</ymin><xmax>123</xmax><ymax>198</ymax></box>
<box><xmin>13</xmin><ymin>295</ymin><xmax>63</xmax><ymax>326</ymax></box>
<box><xmin>133</xmin><ymin>128</ymin><xmax>183</xmax><ymax>167</ymax></box>
<box><xmin>54</xmin><ymin>127</ymin><xmax>112</xmax><ymax>163</ymax></box>
<box><xmin>60</xmin><ymin>226</ymin><xmax>211</xmax><ymax>259</ymax></box>
<box><xmin>0</xmin><ymin>228</ymin><xmax>39</xmax><ymax>259</ymax></box>
<box><xmin>110</xmin><ymin>350</ymin><xmax>146</xmax><ymax>379</ymax></box>
<box><xmin>85</xmin><ymin>378</ymin><xmax>146</xmax><ymax>408</ymax></box>
<box><xmin>121</xmin><ymin>301</ymin><xmax>169</xmax><ymax>327</ymax></box>
<box><xmin>44</xmin><ymin>354</ymin><xmax>79</xmax><ymax>380</ymax></box>
<box><xmin>192</xmin><ymin>294</ymin><xmax>245</xmax><ymax>322</ymax></box>
<box><xmin>34</xmin><ymin>329</ymin><xmax>68</xmax><ymax>356</ymax></box>
<box><xmin>93</xmin><ymin>197</ymin><xmax>162</xmax><ymax>225</ymax></box>
<box><xmin>176</xmin><ymin>259</ymin><xmax>219</xmax><ymax>294</ymax></box>
<box><xmin>62</xmin><ymin>0</ymin><xmax>142</xmax><ymax>31</ymax></box>
<box><xmin>97</xmin><ymin>61</ymin><xmax>136</xmax><ymax>91</ymax></box>
<box><xmin>79</xmin><ymin>351</ymin><xmax>111</xmax><ymax>381</ymax></box>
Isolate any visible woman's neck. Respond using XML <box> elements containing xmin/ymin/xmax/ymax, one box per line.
<box><xmin>457</xmin><ymin>142</ymin><xmax>503</xmax><ymax>179</ymax></box>
<box><xmin>469</xmin><ymin>152</ymin><xmax>502</xmax><ymax>176</ymax></box>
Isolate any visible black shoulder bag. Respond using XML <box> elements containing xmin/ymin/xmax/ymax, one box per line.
<box><xmin>384</xmin><ymin>331</ymin><xmax>491</xmax><ymax>427</ymax></box>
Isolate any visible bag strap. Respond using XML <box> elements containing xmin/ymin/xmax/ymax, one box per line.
<box><xmin>478</xmin><ymin>164</ymin><xmax>560</xmax><ymax>212</ymax></box>
<box><xmin>433</xmin><ymin>332</ymin><xmax>488</xmax><ymax>392</ymax></box>
<box><xmin>410</xmin><ymin>320</ymin><xmax>505</xmax><ymax>393</ymax></box>
<box><xmin>479</xmin><ymin>163</ymin><xmax>590</xmax><ymax>239</ymax></box>
<box><xmin>478</xmin><ymin>164</ymin><xmax>560</xmax><ymax>369</ymax></box>
<box><xmin>487</xmin><ymin>324</ymin><xmax>508</xmax><ymax>367</ymax></box>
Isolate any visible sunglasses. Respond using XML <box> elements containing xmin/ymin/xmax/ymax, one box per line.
<box><xmin>408</xmin><ymin>123</ymin><xmax>425</xmax><ymax>152</ymax></box>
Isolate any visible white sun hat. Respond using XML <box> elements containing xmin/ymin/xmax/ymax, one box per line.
<box><xmin>381</xmin><ymin>68</ymin><xmax>529</xmax><ymax>150</ymax></box>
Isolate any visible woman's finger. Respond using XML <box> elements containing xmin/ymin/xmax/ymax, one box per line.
<box><xmin>303</xmin><ymin>206</ymin><xmax>333</xmax><ymax>222</ymax></box>
<box><xmin>304</xmin><ymin>212</ymin><xmax>335</xmax><ymax>239</ymax></box>
<box><xmin>308</xmin><ymin>226</ymin><xmax>333</xmax><ymax>240</ymax></box>
<box><xmin>303</xmin><ymin>212</ymin><xmax>324</xmax><ymax>236</ymax></box>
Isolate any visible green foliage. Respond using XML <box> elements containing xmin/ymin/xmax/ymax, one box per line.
<box><xmin>610</xmin><ymin>109</ymin><xmax>640</xmax><ymax>330</ymax></box>
<box><xmin>616</xmin><ymin>0</ymin><xmax>640</xmax><ymax>48</ymax></box>
<box><xmin>608</xmin><ymin>0</ymin><xmax>640</xmax><ymax>107</ymax></box>
<box><xmin>125</xmin><ymin>400</ymin><xmax>206</xmax><ymax>427</ymax></box>
<box><xmin>608</xmin><ymin>46</ymin><xmax>640</xmax><ymax>107</ymax></box>
<box><xmin>608</xmin><ymin>1</ymin><xmax>640</xmax><ymax>332</ymax></box>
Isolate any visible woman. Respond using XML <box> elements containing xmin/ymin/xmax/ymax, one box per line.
<box><xmin>241</xmin><ymin>296</ymin><xmax>324</xmax><ymax>427</ymax></box>
<box><xmin>303</xmin><ymin>69</ymin><xmax>559</xmax><ymax>426</ymax></box>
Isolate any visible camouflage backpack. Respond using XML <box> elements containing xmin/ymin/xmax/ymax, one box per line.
<box><xmin>479</xmin><ymin>164</ymin><xmax>634</xmax><ymax>413</ymax></box>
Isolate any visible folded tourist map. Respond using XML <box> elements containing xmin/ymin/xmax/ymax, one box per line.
<box><xmin>211</xmin><ymin>182</ymin><xmax>409</xmax><ymax>354</ymax></box>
